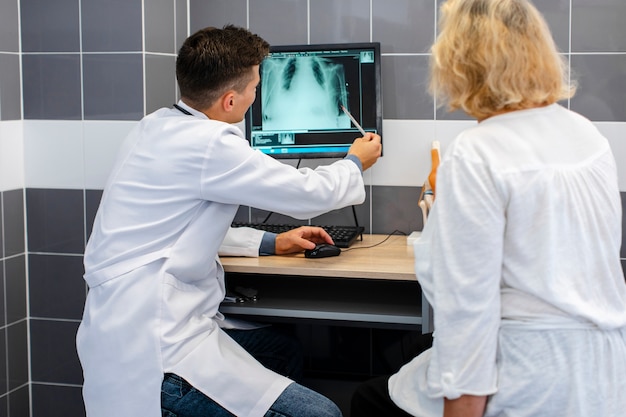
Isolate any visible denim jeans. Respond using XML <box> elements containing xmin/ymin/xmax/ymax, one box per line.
<box><xmin>162</xmin><ymin>374</ymin><xmax>342</xmax><ymax>417</ymax></box>
<box><xmin>161</xmin><ymin>326</ymin><xmax>342</xmax><ymax>417</ymax></box>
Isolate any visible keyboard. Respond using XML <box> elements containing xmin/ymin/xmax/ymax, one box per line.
<box><xmin>231</xmin><ymin>222</ymin><xmax>364</xmax><ymax>248</ymax></box>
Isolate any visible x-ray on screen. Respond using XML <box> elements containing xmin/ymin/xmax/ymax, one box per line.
<box><xmin>245</xmin><ymin>42</ymin><xmax>382</xmax><ymax>159</ymax></box>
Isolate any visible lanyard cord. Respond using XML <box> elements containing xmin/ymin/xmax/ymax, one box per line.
<box><xmin>173</xmin><ymin>103</ymin><xmax>193</xmax><ymax>115</ymax></box>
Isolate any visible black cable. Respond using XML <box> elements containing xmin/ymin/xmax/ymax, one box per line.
<box><xmin>340</xmin><ymin>229</ymin><xmax>407</xmax><ymax>252</ymax></box>
<box><xmin>261</xmin><ymin>211</ymin><xmax>273</xmax><ymax>224</ymax></box>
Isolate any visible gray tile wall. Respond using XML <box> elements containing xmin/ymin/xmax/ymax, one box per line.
<box><xmin>0</xmin><ymin>0</ymin><xmax>21</xmax><ymax>121</ymax></box>
<box><xmin>0</xmin><ymin>189</ymin><xmax>29</xmax><ymax>415</ymax></box>
<box><xmin>0</xmin><ymin>0</ymin><xmax>625</xmax><ymax>416</ymax></box>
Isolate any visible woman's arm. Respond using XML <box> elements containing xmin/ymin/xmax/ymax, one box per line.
<box><xmin>443</xmin><ymin>395</ymin><xmax>487</xmax><ymax>417</ymax></box>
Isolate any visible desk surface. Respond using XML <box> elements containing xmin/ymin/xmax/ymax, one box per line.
<box><xmin>220</xmin><ymin>233</ymin><xmax>429</xmax><ymax>330</ymax></box>
<box><xmin>221</xmin><ymin>233</ymin><xmax>416</xmax><ymax>281</ymax></box>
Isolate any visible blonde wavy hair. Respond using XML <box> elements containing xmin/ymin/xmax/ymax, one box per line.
<box><xmin>429</xmin><ymin>0</ymin><xmax>576</xmax><ymax>120</ymax></box>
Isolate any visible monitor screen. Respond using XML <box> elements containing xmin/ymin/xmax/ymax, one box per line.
<box><xmin>245</xmin><ymin>42</ymin><xmax>382</xmax><ymax>159</ymax></box>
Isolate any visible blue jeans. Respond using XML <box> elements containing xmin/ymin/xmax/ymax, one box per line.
<box><xmin>161</xmin><ymin>326</ymin><xmax>342</xmax><ymax>417</ymax></box>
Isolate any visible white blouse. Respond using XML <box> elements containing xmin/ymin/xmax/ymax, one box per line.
<box><xmin>390</xmin><ymin>104</ymin><xmax>626</xmax><ymax>415</ymax></box>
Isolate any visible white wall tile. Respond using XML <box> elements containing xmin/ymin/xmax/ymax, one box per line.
<box><xmin>23</xmin><ymin>121</ymin><xmax>84</xmax><ymax>189</ymax></box>
<box><xmin>368</xmin><ymin>119</ymin><xmax>476</xmax><ymax>186</ymax></box>
<box><xmin>0</xmin><ymin>120</ymin><xmax>25</xmax><ymax>191</ymax></box>
<box><xmin>83</xmin><ymin>121</ymin><xmax>136</xmax><ymax>189</ymax></box>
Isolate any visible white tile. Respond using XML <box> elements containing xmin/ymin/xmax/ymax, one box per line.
<box><xmin>23</xmin><ymin>121</ymin><xmax>84</xmax><ymax>189</ymax></box>
<box><xmin>83</xmin><ymin>121</ymin><xmax>136</xmax><ymax>189</ymax></box>
<box><xmin>0</xmin><ymin>121</ymin><xmax>25</xmax><ymax>191</ymax></box>
<box><xmin>368</xmin><ymin>119</ymin><xmax>476</xmax><ymax>186</ymax></box>
<box><xmin>595</xmin><ymin>122</ymin><xmax>626</xmax><ymax>192</ymax></box>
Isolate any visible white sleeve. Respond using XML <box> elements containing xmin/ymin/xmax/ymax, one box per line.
<box><xmin>415</xmin><ymin>143</ymin><xmax>504</xmax><ymax>399</ymax></box>
<box><xmin>218</xmin><ymin>227</ymin><xmax>265</xmax><ymax>257</ymax></box>
<box><xmin>200</xmin><ymin>127</ymin><xmax>365</xmax><ymax>220</ymax></box>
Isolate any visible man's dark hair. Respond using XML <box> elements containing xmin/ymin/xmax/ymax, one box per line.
<box><xmin>176</xmin><ymin>25</ymin><xmax>270</xmax><ymax>108</ymax></box>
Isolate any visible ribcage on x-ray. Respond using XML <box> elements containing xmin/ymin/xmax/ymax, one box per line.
<box><xmin>262</xmin><ymin>56</ymin><xmax>350</xmax><ymax>131</ymax></box>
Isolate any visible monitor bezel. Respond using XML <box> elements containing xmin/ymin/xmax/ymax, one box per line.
<box><xmin>245</xmin><ymin>41</ymin><xmax>383</xmax><ymax>160</ymax></box>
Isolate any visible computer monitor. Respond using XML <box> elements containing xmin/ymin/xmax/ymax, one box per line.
<box><xmin>245</xmin><ymin>42</ymin><xmax>382</xmax><ymax>159</ymax></box>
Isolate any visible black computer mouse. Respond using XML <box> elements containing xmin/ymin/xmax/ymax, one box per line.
<box><xmin>304</xmin><ymin>243</ymin><xmax>341</xmax><ymax>258</ymax></box>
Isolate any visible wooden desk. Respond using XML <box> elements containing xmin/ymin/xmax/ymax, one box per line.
<box><xmin>220</xmin><ymin>234</ymin><xmax>432</xmax><ymax>331</ymax></box>
<box><xmin>221</xmin><ymin>234</ymin><xmax>415</xmax><ymax>280</ymax></box>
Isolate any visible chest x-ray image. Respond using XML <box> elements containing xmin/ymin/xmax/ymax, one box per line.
<box><xmin>261</xmin><ymin>56</ymin><xmax>352</xmax><ymax>131</ymax></box>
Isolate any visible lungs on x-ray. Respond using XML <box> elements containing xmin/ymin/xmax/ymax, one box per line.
<box><xmin>261</xmin><ymin>56</ymin><xmax>351</xmax><ymax>131</ymax></box>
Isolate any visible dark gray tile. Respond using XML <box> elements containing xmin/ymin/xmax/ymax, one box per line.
<box><xmin>570</xmin><ymin>54</ymin><xmax>626</xmax><ymax>122</ymax></box>
<box><xmin>145</xmin><ymin>54</ymin><xmax>177</xmax><ymax>115</ymax></box>
<box><xmin>20</xmin><ymin>0</ymin><xmax>80</xmax><ymax>52</ymax></box>
<box><xmin>7</xmin><ymin>320</ymin><xmax>28</xmax><ymax>390</ymax></box>
<box><xmin>81</xmin><ymin>0</ymin><xmax>142</xmax><ymax>52</ymax></box>
<box><xmin>5</xmin><ymin>256</ymin><xmax>26</xmax><ymax>323</ymax></box>
<box><xmin>371</xmin><ymin>185</ymin><xmax>422</xmax><ymax>235</ymax></box>
<box><xmin>22</xmin><ymin>54</ymin><xmax>81</xmax><ymax>120</ymax></box>
<box><xmin>0</xmin><ymin>53</ymin><xmax>22</xmax><ymax>120</ymax></box>
<box><xmin>2</xmin><ymin>189</ymin><xmax>24</xmax><ymax>257</ymax></box>
<box><xmin>26</xmin><ymin>188</ymin><xmax>85</xmax><ymax>254</ymax></box>
<box><xmin>313</xmin><ymin>189</ymin><xmax>371</xmax><ymax>232</ymax></box>
<box><xmin>0</xmin><ymin>261</ymin><xmax>4</xmax><ymax>327</ymax></box>
<box><xmin>534</xmin><ymin>0</ymin><xmax>571</xmax><ymax>53</ymax></box>
<box><xmin>0</xmin><ymin>394</ymin><xmax>6</xmax><ymax>417</ymax></box>
<box><xmin>249</xmin><ymin>0</ymin><xmax>308</xmax><ymax>46</ymax></box>
<box><xmin>8</xmin><ymin>384</ymin><xmax>29</xmax><ymax>417</ymax></box>
<box><xmin>310</xmin><ymin>0</ymin><xmax>371</xmax><ymax>44</ymax></box>
<box><xmin>248</xmin><ymin>208</ymin><xmax>308</xmax><ymax>228</ymax></box>
<box><xmin>0</xmin><ymin>328</ymin><xmax>6</xmax><ymax>394</ymax></box>
<box><xmin>83</xmin><ymin>53</ymin><xmax>143</xmax><ymax>120</ymax></box>
<box><xmin>85</xmin><ymin>190</ymin><xmax>103</xmax><ymax>244</ymax></box>
<box><xmin>30</xmin><ymin>319</ymin><xmax>83</xmax><ymax>384</ymax></box>
<box><xmin>32</xmin><ymin>384</ymin><xmax>86</xmax><ymax>417</ymax></box>
<box><xmin>382</xmin><ymin>55</ymin><xmax>433</xmax><ymax>120</ymax></box>
<box><xmin>145</xmin><ymin>0</ymin><xmax>176</xmax><ymax>54</ymax></box>
<box><xmin>233</xmin><ymin>205</ymin><xmax>251</xmax><ymax>223</ymax></box>
<box><xmin>0</xmin><ymin>0</ymin><xmax>19</xmax><ymax>52</ymax></box>
<box><xmin>572</xmin><ymin>0</ymin><xmax>626</xmax><ymax>52</ymax></box>
<box><xmin>373</xmin><ymin>0</ymin><xmax>435</xmax><ymax>54</ymax></box>
<box><xmin>175</xmin><ymin>0</ymin><xmax>188</xmax><ymax>53</ymax></box>
<box><xmin>189</xmin><ymin>0</ymin><xmax>247</xmax><ymax>34</ymax></box>
<box><xmin>239</xmin><ymin>188</ymin><xmax>371</xmax><ymax>232</ymax></box>
<box><xmin>29</xmin><ymin>254</ymin><xmax>86</xmax><ymax>320</ymax></box>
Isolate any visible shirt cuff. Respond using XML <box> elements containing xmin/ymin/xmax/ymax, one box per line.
<box><xmin>259</xmin><ymin>232</ymin><xmax>276</xmax><ymax>255</ymax></box>
<box><xmin>344</xmin><ymin>154</ymin><xmax>363</xmax><ymax>173</ymax></box>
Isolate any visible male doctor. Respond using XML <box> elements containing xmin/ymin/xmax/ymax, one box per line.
<box><xmin>76</xmin><ymin>25</ymin><xmax>382</xmax><ymax>417</ymax></box>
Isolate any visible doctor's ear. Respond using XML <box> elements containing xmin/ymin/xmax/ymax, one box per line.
<box><xmin>222</xmin><ymin>92</ymin><xmax>236</xmax><ymax>112</ymax></box>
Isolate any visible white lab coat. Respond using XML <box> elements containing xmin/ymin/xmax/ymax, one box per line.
<box><xmin>76</xmin><ymin>102</ymin><xmax>367</xmax><ymax>417</ymax></box>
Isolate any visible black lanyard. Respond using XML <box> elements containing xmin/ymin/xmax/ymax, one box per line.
<box><xmin>173</xmin><ymin>104</ymin><xmax>193</xmax><ymax>115</ymax></box>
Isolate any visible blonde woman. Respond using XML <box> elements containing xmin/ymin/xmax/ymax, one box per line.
<box><xmin>351</xmin><ymin>1</ymin><xmax>626</xmax><ymax>416</ymax></box>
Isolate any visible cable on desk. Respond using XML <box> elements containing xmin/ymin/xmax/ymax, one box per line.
<box><xmin>340</xmin><ymin>230</ymin><xmax>407</xmax><ymax>252</ymax></box>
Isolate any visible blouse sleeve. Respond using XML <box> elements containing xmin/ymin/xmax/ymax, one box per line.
<box><xmin>415</xmin><ymin>138</ymin><xmax>505</xmax><ymax>399</ymax></box>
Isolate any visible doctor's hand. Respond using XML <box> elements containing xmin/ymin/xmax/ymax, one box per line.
<box><xmin>348</xmin><ymin>132</ymin><xmax>382</xmax><ymax>171</ymax></box>
<box><xmin>275</xmin><ymin>226</ymin><xmax>334</xmax><ymax>255</ymax></box>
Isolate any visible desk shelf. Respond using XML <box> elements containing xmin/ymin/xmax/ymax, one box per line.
<box><xmin>221</xmin><ymin>273</ymin><xmax>423</xmax><ymax>329</ymax></box>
